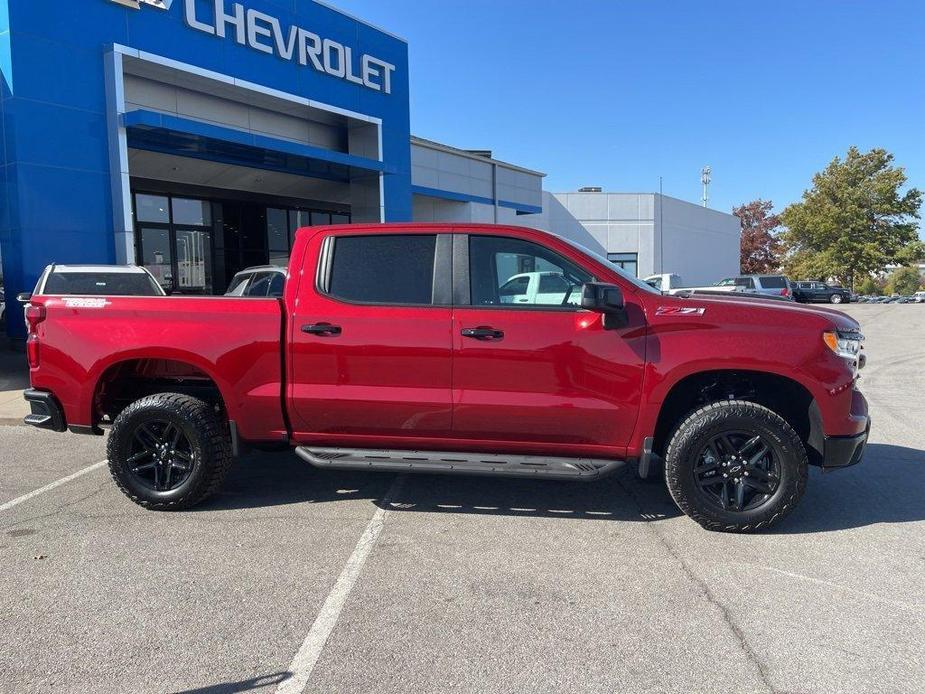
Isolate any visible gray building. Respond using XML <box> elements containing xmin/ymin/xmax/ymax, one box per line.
<box><xmin>525</xmin><ymin>190</ymin><xmax>741</xmax><ymax>286</ymax></box>
<box><xmin>408</xmin><ymin>139</ymin><xmax>625</xmax><ymax>258</ymax></box>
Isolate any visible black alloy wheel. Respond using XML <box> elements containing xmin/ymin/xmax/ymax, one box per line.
<box><xmin>126</xmin><ymin>419</ymin><xmax>195</xmax><ymax>492</ymax></box>
<box><xmin>693</xmin><ymin>431</ymin><xmax>781</xmax><ymax>513</ymax></box>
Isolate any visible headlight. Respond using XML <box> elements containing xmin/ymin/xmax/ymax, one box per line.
<box><xmin>823</xmin><ymin>329</ymin><xmax>863</xmax><ymax>362</ymax></box>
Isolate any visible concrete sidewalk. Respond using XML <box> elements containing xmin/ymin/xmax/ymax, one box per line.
<box><xmin>0</xmin><ymin>348</ymin><xmax>28</xmax><ymax>426</ymax></box>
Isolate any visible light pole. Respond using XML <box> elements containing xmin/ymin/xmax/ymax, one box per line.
<box><xmin>701</xmin><ymin>165</ymin><xmax>711</xmax><ymax>208</ymax></box>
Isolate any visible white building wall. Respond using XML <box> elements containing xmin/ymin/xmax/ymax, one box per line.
<box><xmin>547</xmin><ymin>192</ymin><xmax>739</xmax><ymax>284</ymax></box>
<box><xmin>658</xmin><ymin>196</ymin><xmax>740</xmax><ymax>286</ymax></box>
<box><xmin>550</xmin><ymin>193</ymin><xmax>657</xmax><ymax>276</ymax></box>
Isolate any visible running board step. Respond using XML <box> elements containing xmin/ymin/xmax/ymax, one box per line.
<box><xmin>295</xmin><ymin>447</ymin><xmax>625</xmax><ymax>480</ymax></box>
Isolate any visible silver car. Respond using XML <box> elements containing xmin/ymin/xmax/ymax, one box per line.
<box><xmin>714</xmin><ymin>274</ymin><xmax>793</xmax><ymax>299</ymax></box>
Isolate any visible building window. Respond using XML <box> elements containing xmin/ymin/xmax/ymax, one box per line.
<box><xmin>267</xmin><ymin>208</ymin><xmax>290</xmax><ymax>266</ymax></box>
<box><xmin>135</xmin><ymin>194</ymin><xmax>170</xmax><ymax>224</ymax></box>
<box><xmin>172</xmin><ymin>198</ymin><xmax>211</xmax><ymax>226</ymax></box>
<box><xmin>134</xmin><ymin>190</ymin><xmax>350</xmax><ymax>294</ymax></box>
<box><xmin>607</xmin><ymin>253</ymin><xmax>638</xmax><ymax>277</ymax></box>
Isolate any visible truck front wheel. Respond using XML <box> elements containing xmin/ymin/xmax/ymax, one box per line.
<box><xmin>107</xmin><ymin>393</ymin><xmax>231</xmax><ymax>510</ymax></box>
<box><xmin>664</xmin><ymin>400</ymin><xmax>808</xmax><ymax>532</ymax></box>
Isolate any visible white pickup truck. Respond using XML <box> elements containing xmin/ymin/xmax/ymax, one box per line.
<box><xmin>498</xmin><ymin>271</ymin><xmax>584</xmax><ymax>305</ymax></box>
<box><xmin>643</xmin><ymin>273</ymin><xmax>744</xmax><ymax>296</ymax></box>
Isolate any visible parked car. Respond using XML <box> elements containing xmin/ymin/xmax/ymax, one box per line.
<box><xmin>224</xmin><ymin>266</ymin><xmax>286</xmax><ymax>298</ymax></box>
<box><xmin>792</xmin><ymin>281</ymin><xmax>851</xmax><ymax>304</ymax></box>
<box><xmin>644</xmin><ymin>273</ymin><xmax>745</xmax><ymax>297</ymax></box>
<box><xmin>22</xmin><ymin>223</ymin><xmax>869</xmax><ymax>533</ymax></box>
<box><xmin>714</xmin><ymin>274</ymin><xmax>793</xmax><ymax>299</ymax></box>
<box><xmin>643</xmin><ymin>273</ymin><xmax>685</xmax><ymax>292</ymax></box>
<box><xmin>496</xmin><ymin>271</ymin><xmax>583</xmax><ymax>306</ymax></box>
<box><xmin>21</xmin><ymin>264</ymin><xmax>165</xmax><ymax>302</ymax></box>
<box><xmin>913</xmin><ymin>291</ymin><xmax>925</xmax><ymax>303</ymax></box>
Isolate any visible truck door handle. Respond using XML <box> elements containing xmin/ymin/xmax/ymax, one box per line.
<box><xmin>461</xmin><ymin>326</ymin><xmax>504</xmax><ymax>340</ymax></box>
<box><xmin>302</xmin><ymin>323</ymin><xmax>342</xmax><ymax>336</ymax></box>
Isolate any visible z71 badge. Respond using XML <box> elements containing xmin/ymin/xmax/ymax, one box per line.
<box><xmin>656</xmin><ymin>306</ymin><xmax>706</xmax><ymax>316</ymax></box>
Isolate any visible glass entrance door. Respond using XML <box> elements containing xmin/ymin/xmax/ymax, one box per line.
<box><xmin>134</xmin><ymin>194</ymin><xmax>214</xmax><ymax>294</ymax></box>
<box><xmin>175</xmin><ymin>228</ymin><xmax>212</xmax><ymax>293</ymax></box>
<box><xmin>138</xmin><ymin>226</ymin><xmax>174</xmax><ymax>292</ymax></box>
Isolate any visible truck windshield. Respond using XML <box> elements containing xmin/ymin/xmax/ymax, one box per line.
<box><xmin>43</xmin><ymin>272</ymin><xmax>163</xmax><ymax>296</ymax></box>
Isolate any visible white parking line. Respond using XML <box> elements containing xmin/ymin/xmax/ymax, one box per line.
<box><xmin>277</xmin><ymin>475</ymin><xmax>406</xmax><ymax>694</ymax></box>
<box><xmin>0</xmin><ymin>460</ymin><xmax>108</xmax><ymax>513</ymax></box>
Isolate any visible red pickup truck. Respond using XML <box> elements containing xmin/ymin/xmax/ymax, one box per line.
<box><xmin>22</xmin><ymin>223</ymin><xmax>869</xmax><ymax>532</ymax></box>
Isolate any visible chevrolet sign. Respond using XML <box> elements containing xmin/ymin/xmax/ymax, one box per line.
<box><xmin>112</xmin><ymin>0</ymin><xmax>397</xmax><ymax>95</ymax></box>
<box><xmin>186</xmin><ymin>0</ymin><xmax>396</xmax><ymax>94</ymax></box>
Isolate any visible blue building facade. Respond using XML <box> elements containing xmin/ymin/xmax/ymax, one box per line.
<box><xmin>0</xmin><ymin>0</ymin><xmax>412</xmax><ymax>336</ymax></box>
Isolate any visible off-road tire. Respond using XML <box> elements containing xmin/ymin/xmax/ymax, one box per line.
<box><xmin>107</xmin><ymin>393</ymin><xmax>231</xmax><ymax>510</ymax></box>
<box><xmin>664</xmin><ymin>400</ymin><xmax>808</xmax><ymax>532</ymax></box>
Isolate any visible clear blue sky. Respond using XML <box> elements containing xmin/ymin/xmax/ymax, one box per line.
<box><xmin>334</xmin><ymin>0</ymin><xmax>924</xmax><ymax>231</ymax></box>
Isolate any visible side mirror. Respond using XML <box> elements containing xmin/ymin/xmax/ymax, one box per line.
<box><xmin>580</xmin><ymin>282</ymin><xmax>628</xmax><ymax>329</ymax></box>
<box><xmin>17</xmin><ymin>292</ymin><xmax>32</xmax><ymax>304</ymax></box>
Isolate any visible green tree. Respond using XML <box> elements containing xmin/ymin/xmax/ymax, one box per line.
<box><xmin>780</xmin><ymin>147</ymin><xmax>922</xmax><ymax>288</ymax></box>
<box><xmin>886</xmin><ymin>266</ymin><xmax>923</xmax><ymax>295</ymax></box>
<box><xmin>855</xmin><ymin>276</ymin><xmax>880</xmax><ymax>295</ymax></box>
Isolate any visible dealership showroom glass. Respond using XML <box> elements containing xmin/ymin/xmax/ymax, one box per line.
<box><xmin>0</xmin><ymin>0</ymin><xmax>740</xmax><ymax>338</ymax></box>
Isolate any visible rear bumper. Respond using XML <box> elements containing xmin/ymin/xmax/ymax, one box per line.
<box><xmin>822</xmin><ymin>421</ymin><xmax>870</xmax><ymax>469</ymax></box>
<box><xmin>22</xmin><ymin>389</ymin><xmax>67</xmax><ymax>432</ymax></box>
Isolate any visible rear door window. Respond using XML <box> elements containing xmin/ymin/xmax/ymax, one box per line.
<box><xmin>244</xmin><ymin>272</ymin><xmax>273</xmax><ymax>297</ymax></box>
<box><xmin>759</xmin><ymin>276</ymin><xmax>788</xmax><ymax>289</ymax></box>
<box><xmin>734</xmin><ymin>277</ymin><xmax>755</xmax><ymax>289</ymax></box>
<box><xmin>326</xmin><ymin>235</ymin><xmax>437</xmax><ymax>305</ymax></box>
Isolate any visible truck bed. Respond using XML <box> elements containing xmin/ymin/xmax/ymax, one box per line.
<box><xmin>30</xmin><ymin>295</ymin><xmax>286</xmax><ymax>441</ymax></box>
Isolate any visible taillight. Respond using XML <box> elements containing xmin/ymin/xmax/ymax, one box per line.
<box><xmin>780</xmin><ymin>288</ymin><xmax>790</xmax><ymax>296</ymax></box>
<box><xmin>24</xmin><ymin>304</ymin><xmax>45</xmax><ymax>369</ymax></box>
<box><xmin>25</xmin><ymin>304</ymin><xmax>46</xmax><ymax>333</ymax></box>
<box><xmin>26</xmin><ymin>336</ymin><xmax>40</xmax><ymax>368</ymax></box>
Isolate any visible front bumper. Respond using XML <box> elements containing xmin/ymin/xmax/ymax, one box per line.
<box><xmin>23</xmin><ymin>389</ymin><xmax>67</xmax><ymax>432</ymax></box>
<box><xmin>822</xmin><ymin>420</ymin><xmax>870</xmax><ymax>470</ymax></box>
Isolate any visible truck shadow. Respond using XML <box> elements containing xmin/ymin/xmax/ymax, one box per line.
<box><xmin>199</xmin><ymin>450</ymin><xmax>680</xmax><ymax>523</ymax></box>
<box><xmin>198</xmin><ymin>443</ymin><xmax>925</xmax><ymax>533</ymax></box>
<box><xmin>767</xmin><ymin>443</ymin><xmax>925</xmax><ymax>534</ymax></box>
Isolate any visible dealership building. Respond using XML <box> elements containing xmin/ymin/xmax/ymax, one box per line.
<box><xmin>0</xmin><ymin>0</ymin><xmax>738</xmax><ymax>338</ymax></box>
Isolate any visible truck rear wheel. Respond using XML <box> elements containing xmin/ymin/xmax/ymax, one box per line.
<box><xmin>664</xmin><ymin>400</ymin><xmax>807</xmax><ymax>532</ymax></box>
<box><xmin>107</xmin><ymin>393</ymin><xmax>231</xmax><ymax>511</ymax></box>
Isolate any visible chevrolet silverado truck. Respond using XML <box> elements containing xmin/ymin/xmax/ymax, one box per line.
<box><xmin>21</xmin><ymin>223</ymin><xmax>870</xmax><ymax>532</ymax></box>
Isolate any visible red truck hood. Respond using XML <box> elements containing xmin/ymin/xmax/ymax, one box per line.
<box><xmin>664</xmin><ymin>293</ymin><xmax>861</xmax><ymax>331</ymax></box>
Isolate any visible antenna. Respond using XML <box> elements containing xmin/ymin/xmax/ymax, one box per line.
<box><xmin>700</xmin><ymin>165</ymin><xmax>711</xmax><ymax>208</ymax></box>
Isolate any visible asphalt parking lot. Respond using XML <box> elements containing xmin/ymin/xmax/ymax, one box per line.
<box><xmin>1</xmin><ymin>303</ymin><xmax>924</xmax><ymax>694</ymax></box>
